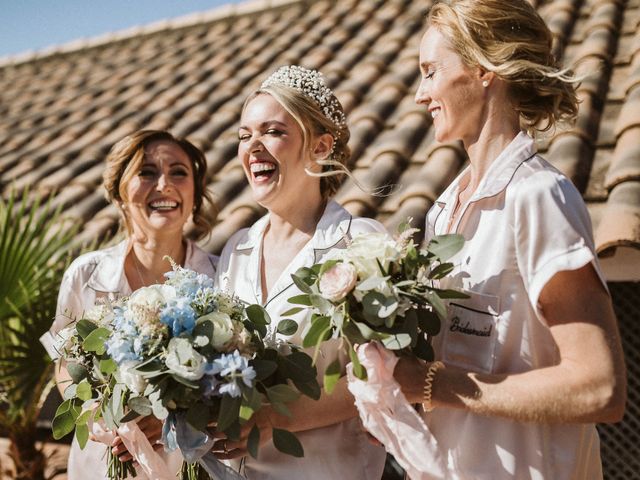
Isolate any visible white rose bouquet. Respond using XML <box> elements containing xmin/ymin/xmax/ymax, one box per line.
<box><xmin>52</xmin><ymin>262</ymin><xmax>319</xmax><ymax>480</ymax></box>
<box><xmin>287</xmin><ymin>222</ymin><xmax>466</xmax><ymax>388</ymax></box>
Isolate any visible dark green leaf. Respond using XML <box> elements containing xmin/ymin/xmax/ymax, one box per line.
<box><xmin>294</xmin><ymin>378</ymin><xmax>321</xmax><ymax>400</ymax></box>
<box><xmin>281</xmin><ymin>307</ymin><xmax>304</xmax><ymax>316</ymax></box>
<box><xmin>323</xmin><ymin>359</ymin><xmax>342</xmax><ymax>395</ymax></box>
<box><xmin>120</xmin><ymin>410</ymin><xmax>141</xmax><ymax>424</ymax></box>
<box><xmin>246</xmin><ymin>304</ymin><xmax>271</xmax><ymax>325</ymax></box>
<box><xmin>247</xmin><ymin>425</ymin><xmax>260</xmax><ymax>459</ymax></box>
<box><xmin>277</xmin><ymin>319</ymin><xmax>298</xmax><ymax>336</ymax></box>
<box><xmin>186</xmin><ymin>403</ymin><xmax>209</xmax><ymax>432</ymax></box>
<box><xmin>272</xmin><ymin>428</ymin><xmax>304</xmax><ymax>458</ymax></box>
<box><xmin>252</xmin><ymin>359</ymin><xmax>278</xmax><ymax>381</ymax></box>
<box><xmin>291</xmin><ymin>274</ymin><xmax>312</xmax><ymax>294</ymax></box>
<box><xmin>413</xmin><ymin>335</ymin><xmax>435</xmax><ymax>362</ymax></box>
<box><xmin>217</xmin><ymin>395</ymin><xmax>242</xmax><ymax>432</ymax></box>
<box><xmin>424</xmin><ymin>291</ymin><xmax>447</xmax><ymax>320</ymax></box>
<box><xmin>266</xmin><ymin>384</ymin><xmax>300</xmax><ymax>404</ymax></box>
<box><xmin>287</xmin><ymin>294</ymin><xmax>313</xmax><ymax>306</ymax></box>
<box><xmin>428</xmin><ymin>262</ymin><xmax>455</xmax><ymax>279</ymax></box>
<box><xmin>278</xmin><ymin>351</ymin><xmax>317</xmax><ymax>383</ymax></box>
<box><xmin>193</xmin><ymin>319</ymin><xmax>214</xmax><ymax>342</ymax></box>
<box><xmin>416</xmin><ymin>308</ymin><xmax>441</xmax><ymax>336</ymax></box>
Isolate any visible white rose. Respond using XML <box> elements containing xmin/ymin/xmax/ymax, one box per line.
<box><xmin>199</xmin><ymin>311</ymin><xmax>235</xmax><ymax>350</ymax></box>
<box><xmin>129</xmin><ymin>285</ymin><xmax>176</xmax><ymax>309</ymax></box>
<box><xmin>165</xmin><ymin>338</ymin><xmax>206</xmax><ymax>380</ymax></box>
<box><xmin>119</xmin><ymin>361</ymin><xmax>148</xmax><ymax>394</ymax></box>
<box><xmin>344</xmin><ymin>233</ymin><xmax>401</xmax><ymax>277</ymax></box>
<box><xmin>319</xmin><ymin>262</ymin><xmax>357</xmax><ymax>302</ymax></box>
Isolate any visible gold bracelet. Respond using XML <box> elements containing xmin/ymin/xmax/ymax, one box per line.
<box><xmin>422</xmin><ymin>361</ymin><xmax>445</xmax><ymax>412</ymax></box>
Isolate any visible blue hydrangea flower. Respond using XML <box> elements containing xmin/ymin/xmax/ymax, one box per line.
<box><xmin>106</xmin><ymin>335</ymin><xmax>139</xmax><ymax>364</ymax></box>
<box><xmin>160</xmin><ymin>297</ymin><xmax>196</xmax><ymax>336</ymax></box>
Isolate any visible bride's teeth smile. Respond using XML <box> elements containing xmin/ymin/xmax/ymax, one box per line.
<box><xmin>250</xmin><ymin>162</ymin><xmax>277</xmax><ymax>180</ymax></box>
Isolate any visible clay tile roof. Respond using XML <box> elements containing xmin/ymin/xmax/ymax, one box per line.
<box><xmin>1</xmin><ymin>0</ymin><xmax>639</xmax><ymax>261</ymax></box>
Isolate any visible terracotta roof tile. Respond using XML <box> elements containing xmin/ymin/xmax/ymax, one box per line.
<box><xmin>0</xmin><ymin>0</ymin><xmax>638</xmax><ymax>264</ymax></box>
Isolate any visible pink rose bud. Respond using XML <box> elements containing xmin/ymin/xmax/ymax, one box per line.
<box><xmin>319</xmin><ymin>262</ymin><xmax>358</xmax><ymax>302</ymax></box>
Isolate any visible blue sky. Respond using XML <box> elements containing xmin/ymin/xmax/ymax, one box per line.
<box><xmin>0</xmin><ymin>0</ymin><xmax>241</xmax><ymax>58</ymax></box>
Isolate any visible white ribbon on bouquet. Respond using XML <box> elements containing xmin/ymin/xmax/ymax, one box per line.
<box><xmin>346</xmin><ymin>342</ymin><xmax>448</xmax><ymax>480</ymax></box>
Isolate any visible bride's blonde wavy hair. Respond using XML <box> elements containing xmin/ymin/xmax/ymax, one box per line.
<box><xmin>428</xmin><ymin>0</ymin><xmax>579</xmax><ymax>133</ymax></box>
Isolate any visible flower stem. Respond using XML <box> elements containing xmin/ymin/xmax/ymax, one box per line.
<box><xmin>107</xmin><ymin>448</ymin><xmax>137</xmax><ymax>479</ymax></box>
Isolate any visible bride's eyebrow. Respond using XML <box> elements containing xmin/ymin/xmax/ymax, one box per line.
<box><xmin>238</xmin><ymin>120</ymin><xmax>289</xmax><ymax>130</ymax></box>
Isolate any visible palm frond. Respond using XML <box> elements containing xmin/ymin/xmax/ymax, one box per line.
<box><xmin>0</xmin><ymin>188</ymin><xmax>78</xmax><ymax>421</ymax></box>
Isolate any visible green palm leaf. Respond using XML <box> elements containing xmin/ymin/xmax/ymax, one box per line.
<box><xmin>0</xmin><ymin>188</ymin><xmax>78</xmax><ymax>424</ymax></box>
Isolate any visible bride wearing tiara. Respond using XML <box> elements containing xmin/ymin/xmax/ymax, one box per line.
<box><xmin>212</xmin><ymin>66</ymin><xmax>387</xmax><ymax>479</ymax></box>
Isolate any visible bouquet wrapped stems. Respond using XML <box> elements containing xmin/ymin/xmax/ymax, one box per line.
<box><xmin>107</xmin><ymin>449</ymin><xmax>137</xmax><ymax>479</ymax></box>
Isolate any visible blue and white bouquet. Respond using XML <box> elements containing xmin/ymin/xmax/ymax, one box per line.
<box><xmin>53</xmin><ymin>262</ymin><xmax>319</xmax><ymax>480</ymax></box>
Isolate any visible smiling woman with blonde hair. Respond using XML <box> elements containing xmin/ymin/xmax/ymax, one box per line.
<box><xmin>349</xmin><ymin>1</ymin><xmax>626</xmax><ymax>479</ymax></box>
<box><xmin>212</xmin><ymin>65</ymin><xmax>387</xmax><ymax>480</ymax></box>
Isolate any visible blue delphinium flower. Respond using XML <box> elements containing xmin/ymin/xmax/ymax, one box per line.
<box><xmin>205</xmin><ymin>351</ymin><xmax>256</xmax><ymax>398</ymax></box>
<box><xmin>160</xmin><ymin>297</ymin><xmax>196</xmax><ymax>336</ymax></box>
<box><xmin>165</xmin><ymin>267</ymin><xmax>214</xmax><ymax>298</ymax></box>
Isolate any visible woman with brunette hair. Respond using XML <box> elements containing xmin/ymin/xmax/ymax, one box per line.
<box><xmin>41</xmin><ymin>130</ymin><xmax>217</xmax><ymax>479</ymax></box>
<box><xmin>213</xmin><ymin>65</ymin><xmax>387</xmax><ymax>479</ymax></box>
<box><xmin>351</xmin><ymin>1</ymin><xmax>626</xmax><ymax>478</ymax></box>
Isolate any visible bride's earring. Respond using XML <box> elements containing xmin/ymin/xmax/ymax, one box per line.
<box><xmin>482</xmin><ymin>80</ymin><xmax>489</xmax><ymax>88</ymax></box>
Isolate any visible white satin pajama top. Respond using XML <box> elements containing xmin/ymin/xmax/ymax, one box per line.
<box><xmin>216</xmin><ymin>200</ymin><xmax>387</xmax><ymax>480</ymax></box>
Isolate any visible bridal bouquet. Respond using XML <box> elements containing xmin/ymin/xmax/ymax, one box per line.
<box><xmin>288</xmin><ymin>222</ymin><xmax>466</xmax><ymax>389</ymax></box>
<box><xmin>52</xmin><ymin>263</ymin><xmax>318</xmax><ymax>480</ymax></box>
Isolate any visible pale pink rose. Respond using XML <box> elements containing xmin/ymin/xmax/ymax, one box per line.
<box><xmin>319</xmin><ymin>262</ymin><xmax>358</xmax><ymax>302</ymax></box>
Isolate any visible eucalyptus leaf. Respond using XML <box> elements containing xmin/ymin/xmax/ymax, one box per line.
<box><xmin>416</xmin><ymin>308</ymin><xmax>441</xmax><ymax>336</ymax></box>
<box><xmin>323</xmin><ymin>359</ymin><xmax>341</xmax><ymax>395</ymax></box>
<box><xmin>277</xmin><ymin>319</ymin><xmax>298</xmax><ymax>336</ymax></box>
<box><xmin>428</xmin><ymin>262</ymin><xmax>454</xmax><ymax>279</ymax></box>
<box><xmin>301</xmin><ymin>315</ymin><xmax>331</xmax><ymax>349</ymax></box>
<box><xmin>76</xmin><ymin>381</ymin><xmax>92</xmax><ymax>401</ymax></box>
<box><xmin>66</xmin><ymin>362</ymin><xmax>89</xmax><ymax>384</ymax></box>
<box><xmin>424</xmin><ymin>290</ymin><xmax>447</xmax><ymax>320</ymax></box>
<box><xmin>82</xmin><ymin>327</ymin><xmax>110</xmax><ymax>354</ymax></box>
<box><xmin>246</xmin><ymin>304</ymin><xmax>271</xmax><ymax>325</ymax></box>
<box><xmin>99</xmin><ymin>358</ymin><xmax>117</xmax><ymax>375</ymax></box>
<box><xmin>75</xmin><ymin>424</ymin><xmax>89</xmax><ymax>449</ymax></box>
<box><xmin>120</xmin><ymin>410</ymin><xmax>141</xmax><ymax>424</ymax></box>
<box><xmin>413</xmin><ymin>335</ymin><xmax>435</xmax><ymax>362</ymax></box>
<box><xmin>291</xmin><ymin>274</ymin><xmax>313</xmax><ymax>294</ymax></box>
<box><xmin>281</xmin><ymin>307</ymin><xmax>304</xmax><ymax>316</ymax></box>
<box><xmin>287</xmin><ymin>294</ymin><xmax>313</xmax><ymax>306</ymax></box>
<box><xmin>128</xmin><ymin>396</ymin><xmax>153</xmax><ymax>417</ymax></box>
<box><xmin>193</xmin><ymin>319</ymin><xmax>214</xmax><ymax>342</ymax></box>
<box><xmin>76</xmin><ymin>319</ymin><xmax>98</xmax><ymax>339</ymax></box>
<box><xmin>272</xmin><ymin>428</ymin><xmax>304</xmax><ymax>457</ymax></box>
<box><xmin>381</xmin><ymin>333</ymin><xmax>412</xmax><ymax>350</ymax></box>
<box><xmin>427</xmin><ymin>234</ymin><xmax>465</xmax><ymax>261</ymax></box>
<box><xmin>348</xmin><ymin>347</ymin><xmax>367</xmax><ymax>381</ymax></box>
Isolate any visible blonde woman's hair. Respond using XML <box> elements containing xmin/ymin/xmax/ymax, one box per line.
<box><xmin>102</xmin><ymin>130</ymin><xmax>215</xmax><ymax>240</ymax></box>
<box><xmin>428</xmin><ymin>0</ymin><xmax>579</xmax><ymax>132</ymax></box>
<box><xmin>243</xmin><ymin>84</ymin><xmax>351</xmax><ymax>200</ymax></box>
